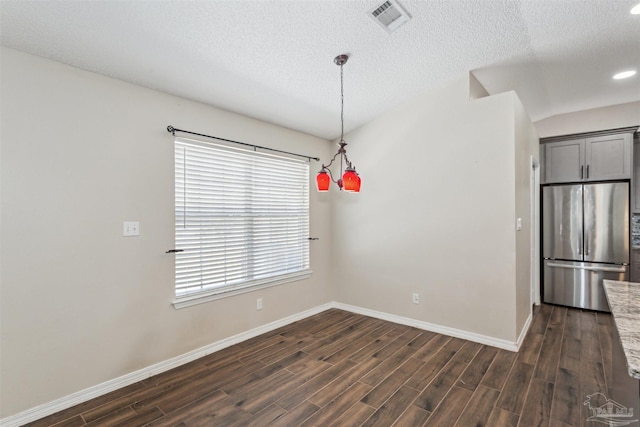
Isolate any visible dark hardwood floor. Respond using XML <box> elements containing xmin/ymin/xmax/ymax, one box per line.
<box><xmin>25</xmin><ymin>304</ymin><xmax>614</xmax><ymax>427</ymax></box>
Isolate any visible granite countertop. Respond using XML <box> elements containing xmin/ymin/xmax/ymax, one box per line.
<box><xmin>603</xmin><ymin>280</ymin><xmax>640</xmax><ymax>380</ymax></box>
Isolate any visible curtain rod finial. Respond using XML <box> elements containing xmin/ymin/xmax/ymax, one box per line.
<box><xmin>167</xmin><ymin>125</ymin><xmax>175</xmax><ymax>135</ymax></box>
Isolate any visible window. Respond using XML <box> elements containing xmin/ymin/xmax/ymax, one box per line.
<box><xmin>173</xmin><ymin>137</ymin><xmax>310</xmax><ymax>307</ymax></box>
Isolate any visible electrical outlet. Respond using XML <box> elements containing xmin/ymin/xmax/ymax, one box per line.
<box><xmin>257</xmin><ymin>298</ymin><xmax>263</xmax><ymax>310</ymax></box>
<box><xmin>412</xmin><ymin>293</ymin><xmax>419</xmax><ymax>304</ymax></box>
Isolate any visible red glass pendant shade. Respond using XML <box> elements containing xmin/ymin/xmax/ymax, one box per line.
<box><xmin>316</xmin><ymin>170</ymin><xmax>330</xmax><ymax>192</ymax></box>
<box><xmin>342</xmin><ymin>168</ymin><xmax>359</xmax><ymax>192</ymax></box>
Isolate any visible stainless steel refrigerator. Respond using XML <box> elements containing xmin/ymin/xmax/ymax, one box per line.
<box><xmin>542</xmin><ymin>182</ymin><xmax>629</xmax><ymax>312</ymax></box>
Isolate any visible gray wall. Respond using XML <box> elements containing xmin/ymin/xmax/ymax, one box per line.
<box><xmin>0</xmin><ymin>47</ymin><xmax>333</xmax><ymax>417</ymax></box>
<box><xmin>330</xmin><ymin>74</ymin><xmax>538</xmax><ymax>344</ymax></box>
<box><xmin>1</xmin><ymin>48</ymin><xmax>540</xmax><ymax>419</ymax></box>
<box><xmin>534</xmin><ymin>101</ymin><xmax>640</xmax><ymax>137</ymax></box>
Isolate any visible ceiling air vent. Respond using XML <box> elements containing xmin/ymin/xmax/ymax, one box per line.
<box><xmin>369</xmin><ymin>0</ymin><xmax>411</xmax><ymax>33</ymax></box>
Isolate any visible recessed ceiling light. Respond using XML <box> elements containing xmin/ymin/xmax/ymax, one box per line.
<box><xmin>631</xmin><ymin>3</ymin><xmax>640</xmax><ymax>14</ymax></box>
<box><xmin>613</xmin><ymin>70</ymin><xmax>637</xmax><ymax>80</ymax></box>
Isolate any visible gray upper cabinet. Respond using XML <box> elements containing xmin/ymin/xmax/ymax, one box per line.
<box><xmin>544</xmin><ymin>138</ymin><xmax>585</xmax><ymax>183</ymax></box>
<box><xmin>543</xmin><ymin>133</ymin><xmax>632</xmax><ymax>184</ymax></box>
<box><xmin>585</xmin><ymin>134</ymin><xmax>632</xmax><ymax>181</ymax></box>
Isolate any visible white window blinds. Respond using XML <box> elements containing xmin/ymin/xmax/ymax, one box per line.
<box><xmin>174</xmin><ymin>137</ymin><xmax>310</xmax><ymax>299</ymax></box>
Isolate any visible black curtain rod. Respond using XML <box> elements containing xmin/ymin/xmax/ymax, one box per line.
<box><xmin>167</xmin><ymin>126</ymin><xmax>320</xmax><ymax>162</ymax></box>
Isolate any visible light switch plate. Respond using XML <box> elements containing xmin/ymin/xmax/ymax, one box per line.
<box><xmin>516</xmin><ymin>218</ymin><xmax>522</xmax><ymax>231</ymax></box>
<box><xmin>123</xmin><ymin>221</ymin><xmax>140</xmax><ymax>236</ymax></box>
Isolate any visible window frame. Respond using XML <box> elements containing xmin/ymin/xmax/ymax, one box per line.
<box><xmin>171</xmin><ymin>137</ymin><xmax>312</xmax><ymax>309</ymax></box>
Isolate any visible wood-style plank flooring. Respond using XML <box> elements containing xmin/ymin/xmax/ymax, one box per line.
<box><xmin>25</xmin><ymin>304</ymin><xmax>615</xmax><ymax>427</ymax></box>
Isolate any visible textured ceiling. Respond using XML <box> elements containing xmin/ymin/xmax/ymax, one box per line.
<box><xmin>1</xmin><ymin>0</ymin><xmax>639</xmax><ymax>140</ymax></box>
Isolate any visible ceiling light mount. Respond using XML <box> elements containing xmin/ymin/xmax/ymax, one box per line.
<box><xmin>334</xmin><ymin>54</ymin><xmax>349</xmax><ymax>66</ymax></box>
<box><xmin>316</xmin><ymin>54</ymin><xmax>361</xmax><ymax>193</ymax></box>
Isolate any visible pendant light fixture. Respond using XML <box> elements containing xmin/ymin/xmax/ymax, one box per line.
<box><xmin>316</xmin><ymin>54</ymin><xmax>361</xmax><ymax>193</ymax></box>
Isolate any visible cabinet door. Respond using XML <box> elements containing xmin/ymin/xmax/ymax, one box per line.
<box><xmin>585</xmin><ymin>133</ymin><xmax>632</xmax><ymax>181</ymax></box>
<box><xmin>544</xmin><ymin>139</ymin><xmax>585</xmax><ymax>183</ymax></box>
<box><xmin>611</xmin><ymin>313</ymin><xmax>640</xmax><ymax>420</ymax></box>
<box><xmin>631</xmin><ymin>263</ymin><xmax>640</xmax><ymax>282</ymax></box>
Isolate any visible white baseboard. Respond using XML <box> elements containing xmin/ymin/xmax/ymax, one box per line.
<box><xmin>0</xmin><ymin>302</ymin><xmax>333</xmax><ymax>427</ymax></box>
<box><xmin>515</xmin><ymin>309</ymin><xmax>534</xmax><ymax>350</ymax></box>
<box><xmin>332</xmin><ymin>302</ymin><xmax>521</xmax><ymax>352</ymax></box>
<box><xmin>2</xmin><ymin>300</ymin><xmax>528</xmax><ymax>426</ymax></box>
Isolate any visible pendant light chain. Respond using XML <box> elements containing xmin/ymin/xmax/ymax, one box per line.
<box><xmin>340</xmin><ymin>62</ymin><xmax>344</xmax><ymax>173</ymax></box>
<box><xmin>340</xmin><ymin>62</ymin><xmax>344</xmax><ymax>143</ymax></box>
<box><xmin>314</xmin><ymin>54</ymin><xmax>361</xmax><ymax>193</ymax></box>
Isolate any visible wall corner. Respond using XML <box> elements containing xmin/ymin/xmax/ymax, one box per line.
<box><xmin>469</xmin><ymin>71</ymin><xmax>490</xmax><ymax>101</ymax></box>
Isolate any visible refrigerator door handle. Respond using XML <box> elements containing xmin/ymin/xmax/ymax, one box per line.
<box><xmin>546</xmin><ymin>263</ymin><xmax>626</xmax><ymax>273</ymax></box>
<box><xmin>585</xmin><ymin>237</ymin><xmax>589</xmax><ymax>256</ymax></box>
<box><xmin>580</xmin><ymin>165</ymin><xmax>584</xmax><ymax>179</ymax></box>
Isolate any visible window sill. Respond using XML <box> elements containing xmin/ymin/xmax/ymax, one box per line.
<box><xmin>172</xmin><ymin>270</ymin><xmax>312</xmax><ymax>309</ymax></box>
